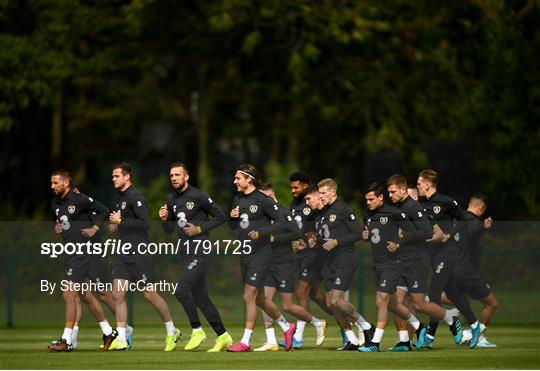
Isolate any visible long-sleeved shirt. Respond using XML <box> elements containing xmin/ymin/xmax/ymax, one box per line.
<box><xmin>363</xmin><ymin>203</ymin><xmax>416</xmax><ymax>265</ymax></box>
<box><xmin>228</xmin><ymin>189</ymin><xmax>285</xmax><ymax>255</ymax></box>
<box><xmin>161</xmin><ymin>185</ymin><xmax>226</xmax><ymax>255</ymax></box>
<box><xmin>418</xmin><ymin>191</ymin><xmax>467</xmax><ymax>255</ymax></box>
<box><xmin>115</xmin><ymin>186</ymin><xmax>150</xmax><ymax>249</ymax></box>
<box><xmin>51</xmin><ymin>190</ymin><xmax>109</xmax><ymax>245</ymax></box>
<box><xmin>396</xmin><ymin>196</ymin><xmax>433</xmax><ymax>263</ymax></box>
<box><xmin>270</xmin><ymin>203</ymin><xmax>304</xmax><ymax>257</ymax></box>
<box><xmin>453</xmin><ymin>210</ymin><xmax>486</xmax><ymax>271</ymax></box>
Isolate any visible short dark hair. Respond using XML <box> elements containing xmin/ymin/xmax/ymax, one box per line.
<box><xmin>113</xmin><ymin>162</ymin><xmax>132</xmax><ymax>177</ymax></box>
<box><xmin>418</xmin><ymin>169</ymin><xmax>438</xmax><ymax>186</ymax></box>
<box><xmin>170</xmin><ymin>162</ymin><xmax>189</xmax><ymax>174</ymax></box>
<box><xmin>470</xmin><ymin>192</ymin><xmax>487</xmax><ymax>205</ymax></box>
<box><xmin>365</xmin><ymin>182</ymin><xmax>384</xmax><ymax>197</ymax></box>
<box><xmin>51</xmin><ymin>169</ymin><xmax>72</xmax><ymax>186</ymax></box>
<box><xmin>305</xmin><ymin>185</ymin><xmax>319</xmax><ymax>195</ymax></box>
<box><xmin>236</xmin><ymin>164</ymin><xmax>262</xmax><ymax>187</ymax></box>
<box><xmin>386</xmin><ymin>174</ymin><xmax>408</xmax><ymax>188</ymax></box>
<box><xmin>289</xmin><ymin>171</ymin><xmax>310</xmax><ymax>184</ymax></box>
<box><xmin>259</xmin><ymin>182</ymin><xmax>273</xmax><ymax>191</ymax></box>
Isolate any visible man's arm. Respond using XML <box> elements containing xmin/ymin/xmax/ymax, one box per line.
<box><xmin>256</xmin><ymin>197</ymin><xmax>286</xmax><ymax>238</ymax></box>
<box><xmin>121</xmin><ymin>196</ymin><xmax>150</xmax><ymax>230</ymax></box>
<box><xmin>394</xmin><ymin>212</ymin><xmax>418</xmax><ymax>247</ymax></box>
<box><xmin>197</xmin><ymin>192</ymin><xmax>227</xmax><ymax>233</ymax></box>
<box><xmin>405</xmin><ymin>207</ymin><xmax>433</xmax><ymax>243</ymax></box>
<box><xmin>227</xmin><ymin>195</ymin><xmax>240</xmax><ymax>234</ymax></box>
<box><xmin>334</xmin><ymin>206</ymin><xmax>362</xmax><ymax>246</ymax></box>
<box><xmin>84</xmin><ymin>195</ymin><xmax>109</xmax><ymax>229</ymax></box>
<box><xmin>160</xmin><ymin>197</ymin><xmax>176</xmax><ymax>235</ymax></box>
<box><xmin>274</xmin><ymin>213</ymin><xmax>304</xmax><ymax>244</ymax></box>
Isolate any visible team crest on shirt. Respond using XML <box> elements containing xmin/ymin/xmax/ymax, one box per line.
<box><xmin>186</xmin><ymin>201</ymin><xmax>194</xmax><ymax>210</ymax></box>
<box><xmin>250</xmin><ymin>205</ymin><xmax>258</xmax><ymax>213</ymax></box>
<box><xmin>433</xmin><ymin>205</ymin><xmax>441</xmax><ymax>214</ymax></box>
<box><xmin>287</xmin><ymin>215</ymin><xmax>292</xmax><ymax>221</ymax></box>
<box><xmin>55</xmin><ymin>208</ymin><xmax>59</xmax><ymax>216</ymax></box>
<box><xmin>454</xmin><ymin>232</ymin><xmax>460</xmax><ymax>242</ymax></box>
<box><xmin>380</xmin><ymin>217</ymin><xmax>388</xmax><ymax>225</ymax></box>
<box><xmin>121</xmin><ymin>201</ymin><xmax>127</xmax><ymax>210</ymax></box>
<box><xmin>303</xmin><ymin>207</ymin><xmax>311</xmax><ymax>215</ymax></box>
<box><xmin>329</xmin><ymin>214</ymin><xmax>336</xmax><ymax>222</ymax></box>
<box><xmin>173</xmin><ymin>205</ymin><xmax>177</xmax><ymax>212</ymax></box>
<box><xmin>68</xmin><ymin>205</ymin><xmax>75</xmax><ymax>214</ymax></box>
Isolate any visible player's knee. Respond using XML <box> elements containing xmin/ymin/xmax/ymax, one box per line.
<box><xmin>326</xmin><ymin>295</ymin><xmax>339</xmax><ymax>310</ymax></box>
<box><xmin>375</xmin><ymin>296</ymin><xmax>387</xmax><ymax>310</ymax></box>
<box><xmin>142</xmin><ymin>289</ymin><xmax>159</xmax><ymax>302</ymax></box>
<box><xmin>255</xmin><ymin>294</ymin><xmax>266</xmax><ymax>307</ymax></box>
<box><xmin>282</xmin><ymin>301</ymin><xmax>294</xmax><ymax>313</ymax></box>
<box><xmin>173</xmin><ymin>286</ymin><xmax>190</xmax><ymax>302</ymax></box>
<box><xmin>79</xmin><ymin>290</ymin><xmax>93</xmax><ymax>303</ymax></box>
<box><xmin>487</xmin><ymin>296</ymin><xmax>499</xmax><ymax>310</ymax></box>
<box><xmin>112</xmin><ymin>290</ymin><xmax>125</xmax><ymax>303</ymax></box>
<box><xmin>63</xmin><ymin>290</ymin><xmax>77</xmax><ymax>301</ymax></box>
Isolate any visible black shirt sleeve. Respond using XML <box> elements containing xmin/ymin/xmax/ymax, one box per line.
<box><xmin>336</xmin><ymin>205</ymin><xmax>362</xmax><ymax>246</ymax></box>
<box><xmin>121</xmin><ymin>194</ymin><xmax>150</xmax><ymax>231</ymax></box>
<box><xmin>197</xmin><ymin>192</ymin><xmax>227</xmax><ymax>233</ymax></box>
<box><xmin>83</xmin><ymin>195</ymin><xmax>109</xmax><ymax>229</ymax></box>
<box><xmin>256</xmin><ymin>197</ymin><xmax>286</xmax><ymax>238</ymax></box>
<box><xmin>228</xmin><ymin>195</ymin><xmax>240</xmax><ymax>234</ymax></box>
<box><xmin>161</xmin><ymin>195</ymin><xmax>176</xmax><ymax>235</ymax></box>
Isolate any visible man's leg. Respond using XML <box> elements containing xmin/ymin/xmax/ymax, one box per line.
<box><xmin>48</xmin><ymin>282</ymin><xmax>77</xmax><ymax>351</ymax></box>
<box><xmin>326</xmin><ymin>289</ymin><xmax>372</xmax><ymax>348</ymax></box>
<box><xmin>254</xmin><ymin>286</ymin><xmax>278</xmax><ymax>351</ymax></box>
<box><xmin>80</xmin><ymin>290</ymin><xmax>114</xmax><ymax>339</ymax></box>
<box><xmin>359</xmin><ymin>291</ymin><xmax>391</xmax><ymax>351</ymax></box>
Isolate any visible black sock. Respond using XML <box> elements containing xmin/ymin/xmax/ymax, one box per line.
<box><xmin>427</xmin><ymin>321</ymin><xmax>439</xmax><ymax>337</ymax></box>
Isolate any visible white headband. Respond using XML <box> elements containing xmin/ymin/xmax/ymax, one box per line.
<box><xmin>238</xmin><ymin>170</ymin><xmax>255</xmax><ymax>179</ymax></box>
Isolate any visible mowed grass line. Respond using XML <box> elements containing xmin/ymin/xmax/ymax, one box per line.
<box><xmin>1</xmin><ymin>326</ymin><xmax>539</xmax><ymax>369</ymax></box>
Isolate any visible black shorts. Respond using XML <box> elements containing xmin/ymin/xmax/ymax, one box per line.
<box><xmin>263</xmin><ymin>254</ymin><xmax>297</xmax><ymax>293</ymax></box>
<box><xmin>64</xmin><ymin>254</ymin><xmax>107</xmax><ymax>284</ymax></box>
<box><xmin>373</xmin><ymin>260</ymin><xmax>403</xmax><ymax>294</ymax></box>
<box><xmin>453</xmin><ymin>267</ymin><xmax>493</xmax><ymax>300</ymax></box>
<box><xmin>298</xmin><ymin>252</ymin><xmax>324</xmax><ymax>284</ymax></box>
<box><xmin>64</xmin><ymin>255</ymin><xmax>91</xmax><ymax>283</ymax></box>
<box><xmin>241</xmin><ymin>247</ymin><xmax>271</xmax><ymax>288</ymax></box>
<box><xmin>113</xmin><ymin>255</ymin><xmax>154</xmax><ymax>284</ymax></box>
<box><xmin>323</xmin><ymin>250</ymin><xmax>358</xmax><ymax>292</ymax></box>
<box><xmin>399</xmin><ymin>259</ymin><xmax>429</xmax><ymax>294</ymax></box>
<box><xmin>86</xmin><ymin>256</ymin><xmax>110</xmax><ymax>287</ymax></box>
<box><xmin>175</xmin><ymin>255</ymin><xmax>212</xmax><ymax>291</ymax></box>
<box><xmin>428</xmin><ymin>249</ymin><xmax>458</xmax><ymax>293</ymax></box>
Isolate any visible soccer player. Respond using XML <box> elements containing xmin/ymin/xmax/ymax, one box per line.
<box><xmin>290</xmin><ymin>185</ymin><xmax>335</xmax><ymax>348</ymax></box>
<box><xmin>360</xmin><ymin>182</ymin><xmax>434</xmax><ymax>352</ymax></box>
<box><xmin>254</xmin><ymin>183</ymin><xmax>326</xmax><ymax>351</ymax></box>
<box><xmin>159</xmin><ymin>162</ymin><xmax>233</xmax><ymax>352</ymax></box>
<box><xmin>417</xmin><ymin>169</ymin><xmax>482</xmax><ymax>348</ymax></box>
<box><xmin>386</xmin><ymin>175</ymin><xmax>466</xmax><ymax>351</ymax></box>
<box><xmin>48</xmin><ymin>170</ymin><xmax>115</xmax><ymax>351</ymax></box>
<box><xmin>317</xmin><ymin>178</ymin><xmax>373</xmax><ymax>351</ymax></box>
<box><xmin>455</xmin><ymin>194</ymin><xmax>498</xmax><ymax>347</ymax></box>
<box><xmin>104</xmin><ymin>163</ymin><xmax>179</xmax><ymax>351</ymax></box>
<box><xmin>226</xmin><ymin>164</ymin><xmax>296</xmax><ymax>352</ymax></box>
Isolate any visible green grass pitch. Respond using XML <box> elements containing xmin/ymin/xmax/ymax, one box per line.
<box><xmin>1</xmin><ymin>325</ymin><xmax>539</xmax><ymax>369</ymax></box>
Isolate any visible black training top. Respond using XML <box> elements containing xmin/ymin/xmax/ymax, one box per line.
<box><xmin>228</xmin><ymin>189</ymin><xmax>285</xmax><ymax>254</ymax></box>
